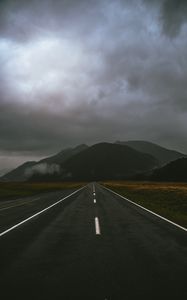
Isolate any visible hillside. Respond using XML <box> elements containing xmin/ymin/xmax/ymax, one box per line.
<box><xmin>1</xmin><ymin>144</ymin><xmax>88</xmax><ymax>182</ymax></box>
<box><xmin>1</xmin><ymin>161</ymin><xmax>37</xmax><ymax>182</ymax></box>
<box><xmin>38</xmin><ymin>144</ymin><xmax>88</xmax><ymax>164</ymax></box>
<box><xmin>3</xmin><ymin>140</ymin><xmax>184</xmax><ymax>182</ymax></box>
<box><xmin>150</xmin><ymin>158</ymin><xmax>187</xmax><ymax>182</ymax></box>
<box><xmin>0</xmin><ymin>168</ymin><xmax>12</xmax><ymax>177</ymax></box>
<box><xmin>59</xmin><ymin>143</ymin><xmax>158</xmax><ymax>181</ymax></box>
<box><xmin>116</xmin><ymin>140</ymin><xmax>185</xmax><ymax>166</ymax></box>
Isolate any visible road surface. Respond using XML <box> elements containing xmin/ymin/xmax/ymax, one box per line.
<box><xmin>0</xmin><ymin>183</ymin><xmax>186</xmax><ymax>299</ymax></box>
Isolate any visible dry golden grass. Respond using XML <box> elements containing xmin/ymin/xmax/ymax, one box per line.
<box><xmin>0</xmin><ymin>181</ymin><xmax>85</xmax><ymax>200</ymax></box>
<box><xmin>103</xmin><ymin>180</ymin><xmax>187</xmax><ymax>191</ymax></box>
<box><xmin>102</xmin><ymin>181</ymin><xmax>187</xmax><ymax>228</ymax></box>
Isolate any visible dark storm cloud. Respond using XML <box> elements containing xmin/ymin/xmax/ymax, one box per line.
<box><xmin>0</xmin><ymin>0</ymin><xmax>102</xmax><ymax>42</ymax></box>
<box><xmin>0</xmin><ymin>0</ymin><xmax>187</xmax><ymax>169</ymax></box>
<box><xmin>161</xmin><ymin>0</ymin><xmax>187</xmax><ymax>37</ymax></box>
<box><xmin>144</xmin><ymin>0</ymin><xmax>187</xmax><ymax>37</ymax></box>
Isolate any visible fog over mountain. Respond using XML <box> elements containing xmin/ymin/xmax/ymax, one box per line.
<box><xmin>0</xmin><ymin>0</ymin><xmax>187</xmax><ymax>170</ymax></box>
<box><xmin>2</xmin><ymin>141</ymin><xmax>185</xmax><ymax>182</ymax></box>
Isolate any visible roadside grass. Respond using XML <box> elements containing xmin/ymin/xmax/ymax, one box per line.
<box><xmin>0</xmin><ymin>182</ymin><xmax>85</xmax><ymax>201</ymax></box>
<box><xmin>101</xmin><ymin>181</ymin><xmax>187</xmax><ymax>228</ymax></box>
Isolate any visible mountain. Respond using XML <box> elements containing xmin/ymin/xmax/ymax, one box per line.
<box><xmin>38</xmin><ymin>144</ymin><xmax>88</xmax><ymax>165</ymax></box>
<box><xmin>1</xmin><ymin>144</ymin><xmax>88</xmax><ymax>182</ymax></box>
<box><xmin>116</xmin><ymin>140</ymin><xmax>185</xmax><ymax>166</ymax></box>
<box><xmin>1</xmin><ymin>161</ymin><xmax>37</xmax><ymax>182</ymax></box>
<box><xmin>2</xmin><ymin>140</ymin><xmax>185</xmax><ymax>182</ymax></box>
<box><xmin>55</xmin><ymin>142</ymin><xmax>158</xmax><ymax>181</ymax></box>
<box><xmin>150</xmin><ymin>158</ymin><xmax>187</xmax><ymax>182</ymax></box>
<box><xmin>0</xmin><ymin>168</ymin><xmax>12</xmax><ymax>177</ymax></box>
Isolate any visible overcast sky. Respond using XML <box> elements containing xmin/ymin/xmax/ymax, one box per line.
<box><xmin>0</xmin><ymin>0</ymin><xmax>187</xmax><ymax>170</ymax></box>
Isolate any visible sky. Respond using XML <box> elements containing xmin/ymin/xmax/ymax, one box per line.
<box><xmin>0</xmin><ymin>0</ymin><xmax>187</xmax><ymax>171</ymax></box>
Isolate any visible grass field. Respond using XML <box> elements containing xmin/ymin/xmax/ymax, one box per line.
<box><xmin>0</xmin><ymin>182</ymin><xmax>85</xmax><ymax>201</ymax></box>
<box><xmin>102</xmin><ymin>181</ymin><xmax>187</xmax><ymax>228</ymax></box>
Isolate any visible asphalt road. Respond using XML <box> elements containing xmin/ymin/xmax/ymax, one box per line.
<box><xmin>0</xmin><ymin>183</ymin><xmax>186</xmax><ymax>300</ymax></box>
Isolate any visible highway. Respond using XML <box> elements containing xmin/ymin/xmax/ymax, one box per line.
<box><xmin>0</xmin><ymin>183</ymin><xmax>186</xmax><ymax>299</ymax></box>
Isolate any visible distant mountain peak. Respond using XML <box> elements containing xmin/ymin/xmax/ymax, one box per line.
<box><xmin>74</xmin><ymin>144</ymin><xmax>88</xmax><ymax>150</ymax></box>
<box><xmin>1</xmin><ymin>140</ymin><xmax>186</xmax><ymax>182</ymax></box>
<box><xmin>115</xmin><ymin>140</ymin><xmax>186</xmax><ymax>166</ymax></box>
<box><xmin>1</xmin><ymin>144</ymin><xmax>88</xmax><ymax>182</ymax></box>
<box><xmin>59</xmin><ymin>142</ymin><xmax>158</xmax><ymax>181</ymax></box>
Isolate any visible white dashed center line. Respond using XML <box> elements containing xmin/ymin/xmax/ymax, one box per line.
<box><xmin>94</xmin><ymin>199</ymin><xmax>96</xmax><ymax>204</ymax></box>
<box><xmin>95</xmin><ymin>217</ymin><xmax>101</xmax><ymax>235</ymax></box>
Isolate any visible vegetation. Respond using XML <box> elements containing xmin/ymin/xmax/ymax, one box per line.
<box><xmin>0</xmin><ymin>182</ymin><xmax>85</xmax><ymax>201</ymax></box>
<box><xmin>102</xmin><ymin>181</ymin><xmax>187</xmax><ymax>228</ymax></box>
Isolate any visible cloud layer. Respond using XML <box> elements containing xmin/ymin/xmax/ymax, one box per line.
<box><xmin>0</xmin><ymin>0</ymin><xmax>187</xmax><ymax>168</ymax></box>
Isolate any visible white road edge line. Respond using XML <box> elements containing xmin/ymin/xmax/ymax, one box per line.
<box><xmin>95</xmin><ymin>217</ymin><xmax>101</xmax><ymax>235</ymax></box>
<box><xmin>102</xmin><ymin>185</ymin><xmax>187</xmax><ymax>232</ymax></box>
<box><xmin>0</xmin><ymin>186</ymin><xmax>85</xmax><ymax>237</ymax></box>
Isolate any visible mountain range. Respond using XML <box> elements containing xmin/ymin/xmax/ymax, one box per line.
<box><xmin>116</xmin><ymin>140</ymin><xmax>184</xmax><ymax>165</ymax></box>
<box><xmin>1</xmin><ymin>140</ymin><xmax>186</xmax><ymax>182</ymax></box>
<box><xmin>150</xmin><ymin>157</ymin><xmax>187</xmax><ymax>182</ymax></box>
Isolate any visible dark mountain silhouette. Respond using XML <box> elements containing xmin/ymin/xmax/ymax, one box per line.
<box><xmin>1</xmin><ymin>161</ymin><xmax>37</xmax><ymax>182</ymax></box>
<box><xmin>116</xmin><ymin>140</ymin><xmax>185</xmax><ymax>166</ymax></box>
<box><xmin>0</xmin><ymin>168</ymin><xmax>12</xmax><ymax>177</ymax></box>
<box><xmin>35</xmin><ymin>142</ymin><xmax>157</xmax><ymax>181</ymax></box>
<box><xmin>1</xmin><ymin>144</ymin><xmax>88</xmax><ymax>181</ymax></box>
<box><xmin>39</xmin><ymin>144</ymin><xmax>88</xmax><ymax>164</ymax></box>
<box><xmin>61</xmin><ymin>143</ymin><xmax>157</xmax><ymax>181</ymax></box>
<box><xmin>2</xmin><ymin>140</ymin><xmax>186</xmax><ymax>182</ymax></box>
<box><xmin>150</xmin><ymin>158</ymin><xmax>187</xmax><ymax>182</ymax></box>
